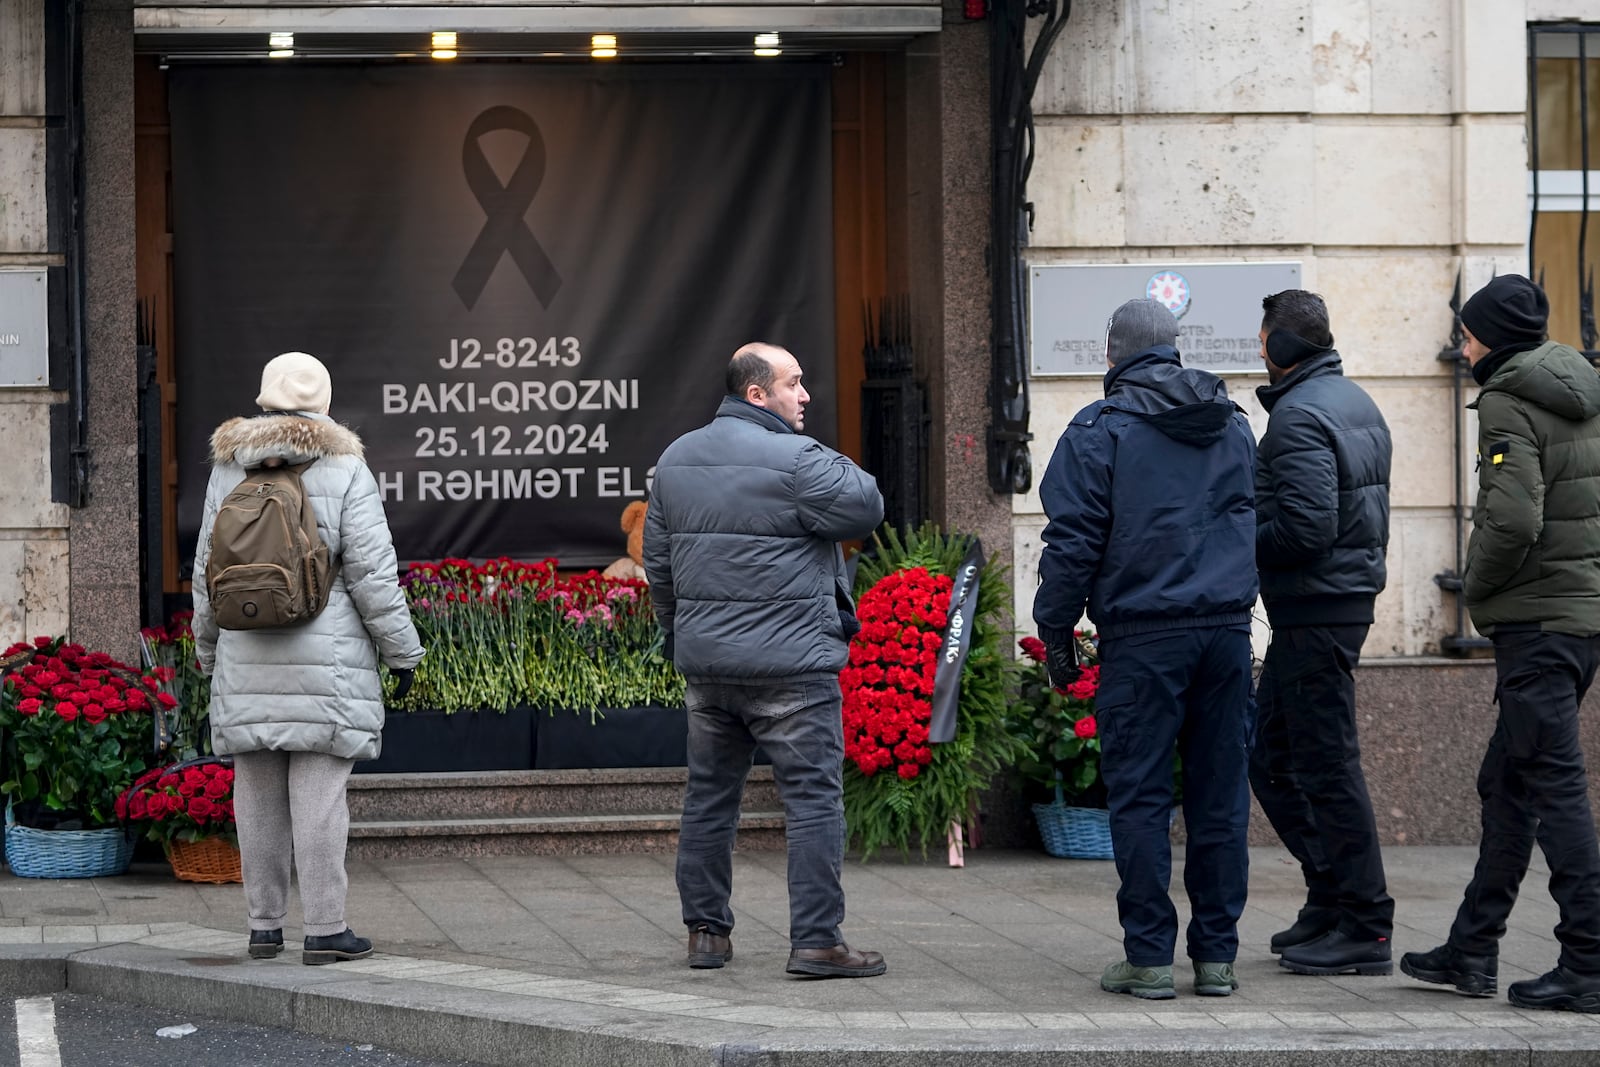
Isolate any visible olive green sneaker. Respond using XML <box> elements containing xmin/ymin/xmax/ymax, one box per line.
<box><xmin>1194</xmin><ymin>961</ymin><xmax>1239</xmax><ymax>996</ymax></box>
<box><xmin>1100</xmin><ymin>960</ymin><xmax>1176</xmax><ymax>1000</ymax></box>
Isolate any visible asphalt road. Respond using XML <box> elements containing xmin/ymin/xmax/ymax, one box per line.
<box><xmin>0</xmin><ymin>993</ymin><xmax>486</xmax><ymax>1067</ymax></box>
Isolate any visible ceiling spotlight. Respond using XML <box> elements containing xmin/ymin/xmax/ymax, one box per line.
<box><xmin>268</xmin><ymin>32</ymin><xmax>294</xmax><ymax>49</ymax></box>
<box><xmin>268</xmin><ymin>48</ymin><xmax>294</xmax><ymax>59</ymax></box>
<box><xmin>754</xmin><ymin>32</ymin><xmax>781</xmax><ymax>57</ymax></box>
<box><xmin>432</xmin><ymin>49</ymin><xmax>458</xmax><ymax>60</ymax></box>
<box><xmin>591</xmin><ymin>33</ymin><xmax>618</xmax><ymax>58</ymax></box>
<box><xmin>431</xmin><ymin>30</ymin><xmax>457</xmax><ymax>48</ymax></box>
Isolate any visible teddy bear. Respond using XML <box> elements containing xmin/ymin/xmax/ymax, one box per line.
<box><xmin>601</xmin><ymin>500</ymin><xmax>649</xmax><ymax>584</ymax></box>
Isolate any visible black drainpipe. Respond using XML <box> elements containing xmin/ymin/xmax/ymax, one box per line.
<box><xmin>1433</xmin><ymin>271</ymin><xmax>1490</xmax><ymax>655</ymax></box>
<box><xmin>985</xmin><ymin>0</ymin><xmax>1071</xmax><ymax>496</ymax></box>
<box><xmin>45</xmin><ymin>0</ymin><xmax>90</xmax><ymax>508</ymax></box>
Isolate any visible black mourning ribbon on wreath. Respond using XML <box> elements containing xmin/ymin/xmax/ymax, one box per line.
<box><xmin>452</xmin><ymin>106</ymin><xmax>564</xmax><ymax>311</ymax></box>
<box><xmin>928</xmin><ymin>539</ymin><xmax>985</xmax><ymax>745</ymax></box>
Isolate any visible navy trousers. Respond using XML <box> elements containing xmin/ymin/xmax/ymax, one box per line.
<box><xmin>1096</xmin><ymin>626</ymin><xmax>1254</xmax><ymax>967</ymax></box>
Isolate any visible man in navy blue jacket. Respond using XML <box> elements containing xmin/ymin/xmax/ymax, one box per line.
<box><xmin>1035</xmin><ymin>298</ymin><xmax>1258</xmax><ymax>1001</ymax></box>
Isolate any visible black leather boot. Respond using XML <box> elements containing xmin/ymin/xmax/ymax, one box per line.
<box><xmin>1399</xmin><ymin>943</ymin><xmax>1496</xmax><ymax>997</ymax></box>
<box><xmin>1507</xmin><ymin>967</ymin><xmax>1600</xmax><ymax>1013</ymax></box>
<box><xmin>247</xmin><ymin>929</ymin><xmax>283</xmax><ymax>959</ymax></box>
<box><xmin>1279</xmin><ymin>930</ymin><xmax>1392</xmax><ymax>975</ymax></box>
<box><xmin>1269</xmin><ymin>906</ymin><xmax>1339</xmax><ymax>954</ymax></box>
<box><xmin>302</xmin><ymin>928</ymin><xmax>374</xmax><ymax>966</ymax></box>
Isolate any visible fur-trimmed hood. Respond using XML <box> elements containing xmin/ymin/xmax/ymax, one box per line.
<box><xmin>210</xmin><ymin>413</ymin><xmax>364</xmax><ymax>468</ymax></box>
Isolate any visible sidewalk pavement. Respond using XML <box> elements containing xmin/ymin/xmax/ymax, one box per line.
<box><xmin>0</xmin><ymin>845</ymin><xmax>1594</xmax><ymax>1065</ymax></box>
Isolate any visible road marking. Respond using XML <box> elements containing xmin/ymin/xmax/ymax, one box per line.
<box><xmin>15</xmin><ymin>996</ymin><xmax>61</xmax><ymax>1067</ymax></box>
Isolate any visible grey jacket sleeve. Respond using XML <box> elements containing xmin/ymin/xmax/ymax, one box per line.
<box><xmin>190</xmin><ymin>471</ymin><xmax>225</xmax><ymax>677</ymax></box>
<box><xmin>642</xmin><ymin>493</ymin><xmax>675</xmax><ymax>636</ymax></box>
<box><xmin>339</xmin><ymin>465</ymin><xmax>425</xmax><ymax>669</ymax></box>
<box><xmin>794</xmin><ymin>443</ymin><xmax>884</xmax><ymax>542</ymax></box>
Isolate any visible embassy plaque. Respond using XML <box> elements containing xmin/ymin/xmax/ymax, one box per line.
<box><xmin>0</xmin><ymin>270</ymin><xmax>47</xmax><ymax>388</ymax></box>
<box><xmin>1029</xmin><ymin>261</ymin><xmax>1302</xmax><ymax>377</ymax></box>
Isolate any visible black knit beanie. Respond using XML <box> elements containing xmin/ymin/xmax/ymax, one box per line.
<box><xmin>1460</xmin><ymin>275</ymin><xmax>1548</xmax><ymax>352</ymax></box>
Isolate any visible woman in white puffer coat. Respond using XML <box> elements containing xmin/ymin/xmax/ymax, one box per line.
<box><xmin>192</xmin><ymin>351</ymin><xmax>424</xmax><ymax>966</ymax></box>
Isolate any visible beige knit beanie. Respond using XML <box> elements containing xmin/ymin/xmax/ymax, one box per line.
<box><xmin>255</xmin><ymin>351</ymin><xmax>332</xmax><ymax>414</ymax></box>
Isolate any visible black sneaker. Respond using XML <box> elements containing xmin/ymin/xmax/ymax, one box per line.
<box><xmin>1399</xmin><ymin>943</ymin><xmax>1496</xmax><ymax>997</ymax></box>
<box><xmin>302</xmin><ymin>928</ymin><xmax>374</xmax><ymax>966</ymax></box>
<box><xmin>1279</xmin><ymin>930</ymin><xmax>1392</xmax><ymax>976</ymax></box>
<box><xmin>1507</xmin><ymin>967</ymin><xmax>1600</xmax><ymax>1013</ymax></box>
<box><xmin>1269</xmin><ymin>906</ymin><xmax>1339</xmax><ymax>954</ymax></box>
<box><xmin>247</xmin><ymin>929</ymin><xmax>283</xmax><ymax>959</ymax></box>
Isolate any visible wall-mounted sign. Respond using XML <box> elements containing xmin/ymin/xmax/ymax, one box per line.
<box><xmin>1029</xmin><ymin>261</ymin><xmax>1302</xmax><ymax>377</ymax></box>
<box><xmin>0</xmin><ymin>270</ymin><xmax>48</xmax><ymax>388</ymax></box>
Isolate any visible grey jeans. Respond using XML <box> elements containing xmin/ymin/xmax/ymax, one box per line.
<box><xmin>676</xmin><ymin>678</ymin><xmax>846</xmax><ymax>949</ymax></box>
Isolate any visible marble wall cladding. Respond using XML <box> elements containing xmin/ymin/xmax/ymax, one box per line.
<box><xmin>0</xmin><ymin>128</ymin><xmax>46</xmax><ymax>253</ymax></box>
<box><xmin>0</xmin><ymin>401</ymin><xmax>68</xmax><ymax>529</ymax></box>
<box><xmin>1314</xmin><ymin>124</ymin><xmax>1454</xmax><ymax>247</ymax></box>
<box><xmin>0</xmin><ymin>0</ymin><xmax>45</xmax><ymax>117</ymax></box>
<box><xmin>1458</xmin><ymin>119</ymin><xmax>1533</xmax><ymax>248</ymax></box>
<box><xmin>1029</xmin><ymin>123</ymin><xmax>1126</xmax><ymax>249</ymax></box>
<box><xmin>1458</xmin><ymin>0</ymin><xmax>1528</xmax><ymax>115</ymax></box>
<box><xmin>0</xmin><ymin>539</ymin><xmax>69</xmax><ymax>644</ymax></box>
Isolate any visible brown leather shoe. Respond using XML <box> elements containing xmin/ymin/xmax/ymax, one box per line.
<box><xmin>687</xmin><ymin>924</ymin><xmax>732</xmax><ymax>969</ymax></box>
<box><xmin>786</xmin><ymin>943</ymin><xmax>887</xmax><ymax>978</ymax></box>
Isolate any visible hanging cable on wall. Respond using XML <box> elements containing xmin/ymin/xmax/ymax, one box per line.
<box><xmin>985</xmin><ymin>0</ymin><xmax>1071</xmax><ymax>496</ymax></box>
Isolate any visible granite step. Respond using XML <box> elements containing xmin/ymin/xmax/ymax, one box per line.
<box><xmin>346</xmin><ymin>766</ymin><xmax>780</xmax><ymax>822</ymax></box>
<box><xmin>346</xmin><ymin>811</ymin><xmax>787</xmax><ymax>858</ymax></box>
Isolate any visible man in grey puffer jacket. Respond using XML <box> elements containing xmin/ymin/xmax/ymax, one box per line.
<box><xmin>644</xmin><ymin>342</ymin><xmax>886</xmax><ymax>978</ymax></box>
<box><xmin>194</xmin><ymin>352</ymin><xmax>424</xmax><ymax>967</ymax></box>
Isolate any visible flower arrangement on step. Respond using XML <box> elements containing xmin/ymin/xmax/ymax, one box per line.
<box><xmin>1007</xmin><ymin>633</ymin><xmax>1181</xmax><ymax>859</ymax></box>
<box><xmin>840</xmin><ymin>525</ymin><xmax>1025</xmax><ymax>859</ymax></box>
<box><xmin>392</xmin><ymin>557</ymin><xmax>683</xmax><ymax>715</ymax></box>
<box><xmin>0</xmin><ymin>636</ymin><xmax>163</xmax><ymax>831</ymax></box>
<box><xmin>116</xmin><ymin>758</ymin><xmax>241</xmax><ymax>883</ymax></box>
<box><xmin>139</xmin><ymin>610</ymin><xmax>214</xmax><ymax>760</ymax></box>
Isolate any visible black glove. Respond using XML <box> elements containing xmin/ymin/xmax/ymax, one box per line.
<box><xmin>390</xmin><ymin>667</ymin><xmax>415</xmax><ymax>702</ymax></box>
<box><xmin>1044</xmin><ymin>640</ymin><xmax>1081</xmax><ymax>690</ymax></box>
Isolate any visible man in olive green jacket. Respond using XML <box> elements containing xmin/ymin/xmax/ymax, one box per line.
<box><xmin>1400</xmin><ymin>275</ymin><xmax>1600</xmax><ymax>1013</ymax></box>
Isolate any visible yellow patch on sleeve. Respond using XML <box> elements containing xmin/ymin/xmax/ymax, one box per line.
<box><xmin>1492</xmin><ymin>453</ymin><xmax>1504</xmax><ymax>465</ymax></box>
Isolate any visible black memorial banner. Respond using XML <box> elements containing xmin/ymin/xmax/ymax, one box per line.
<box><xmin>169</xmin><ymin>64</ymin><xmax>835</xmax><ymax>571</ymax></box>
<box><xmin>928</xmin><ymin>539</ymin><xmax>985</xmax><ymax>744</ymax></box>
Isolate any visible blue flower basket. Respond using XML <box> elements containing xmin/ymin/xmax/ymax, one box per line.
<box><xmin>4</xmin><ymin>806</ymin><xmax>134</xmax><ymax>879</ymax></box>
<box><xmin>1033</xmin><ymin>792</ymin><xmax>1113</xmax><ymax>860</ymax></box>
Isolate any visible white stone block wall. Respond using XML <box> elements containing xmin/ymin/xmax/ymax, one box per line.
<box><xmin>0</xmin><ymin>0</ymin><xmax>69</xmax><ymax>644</ymax></box>
<box><xmin>1016</xmin><ymin>0</ymin><xmax>1537</xmax><ymax>657</ymax></box>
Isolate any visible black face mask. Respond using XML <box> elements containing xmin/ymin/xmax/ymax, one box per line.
<box><xmin>1264</xmin><ymin>329</ymin><xmax>1333</xmax><ymax>370</ymax></box>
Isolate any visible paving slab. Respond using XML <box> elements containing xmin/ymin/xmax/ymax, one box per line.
<box><xmin>0</xmin><ymin>847</ymin><xmax>1590</xmax><ymax>1065</ymax></box>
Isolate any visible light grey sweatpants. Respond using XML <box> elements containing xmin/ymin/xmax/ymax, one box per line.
<box><xmin>232</xmin><ymin>750</ymin><xmax>354</xmax><ymax>938</ymax></box>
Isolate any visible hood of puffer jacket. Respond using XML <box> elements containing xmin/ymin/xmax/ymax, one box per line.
<box><xmin>1475</xmin><ymin>341</ymin><xmax>1600</xmax><ymax>423</ymax></box>
<box><xmin>210</xmin><ymin>413</ymin><xmax>364</xmax><ymax>468</ymax></box>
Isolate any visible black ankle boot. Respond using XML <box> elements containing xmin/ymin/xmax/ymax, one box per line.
<box><xmin>1279</xmin><ymin>930</ymin><xmax>1392</xmax><ymax>975</ymax></box>
<box><xmin>1508</xmin><ymin>967</ymin><xmax>1600</xmax><ymax>1013</ymax></box>
<box><xmin>302</xmin><ymin>928</ymin><xmax>373</xmax><ymax>966</ymax></box>
<box><xmin>1269</xmin><ymin>906</ymin><xmax>1339</xmax><ymax>954</ymax></box>
<box><xmin>248</xmin><ymin>929</ymin><xmax>284</xmax><ymax>959</ymax></box>
<box><xmin>1399</xmin><ymin>943</ymin><xmax>1496</xmax><ymax>996</ymax></box>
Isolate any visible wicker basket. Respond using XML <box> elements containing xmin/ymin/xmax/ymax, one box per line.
<box><xmin>1033</xmin><ymin>800</ymin><xmax>1114</xmax><ymax>860</ymax></box>
<box><xmin>166</xmin><ymin>836</ymin><xmax>243</xmax><ymax>884</ymax></box>
<box><xmin>4</xmin><ymin>807</ymin><xmax>135</xmax><ymax>879</ymax></box>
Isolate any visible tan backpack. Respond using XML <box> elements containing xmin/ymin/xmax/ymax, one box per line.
<box><xmin>206</xmin><ymin>459</ymin><xmax>334</xmax><ymax>630</ymax></box>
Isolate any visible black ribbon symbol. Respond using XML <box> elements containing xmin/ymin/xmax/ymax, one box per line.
<box><xmin>453</xmin><ymin>106</ymin><xmax>563</xmax><ymax>310</ymax></box>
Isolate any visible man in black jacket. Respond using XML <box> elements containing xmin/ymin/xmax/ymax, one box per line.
<box><xmin>1249</xmin><ymin>289</ymin><xmax>1395</xmax><ymax>975</ymax></box>
<box><xmin>1036</xmin><ymin>298</ymin><xmax>1257</xmax><ymax>1000</ymax></box>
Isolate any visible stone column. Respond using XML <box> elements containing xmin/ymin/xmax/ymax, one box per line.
<box><xmin>71</xmin><ymin>0</ymin><xmax>139</xmax><ymax>660</ymax></box>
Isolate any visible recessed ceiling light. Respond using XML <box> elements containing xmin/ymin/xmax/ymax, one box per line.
<box><xmin>268</xmin><ymin>32</ymin><xmax>294</xmax><ymax>49</ymax></box>
<box><xmin>268</xmin><ymin>48</ymin><xmax>294</xmax><ymax>59</ymax></box>
<box><xmin>755</xmin><ymin>32</ymin><xmax>780</xmax><ymax>48</ymax></box>
<box><xmin>431</xmin><ymin>30</ymin><xmax>457</xmax><ymax>48</ymax></box>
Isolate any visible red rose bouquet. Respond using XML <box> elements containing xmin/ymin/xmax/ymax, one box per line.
<box><xmin>1010</xmin><ymin>633</ymin><xmax>1106</xmax><ymax>807</ymax></box>
<box><xmin>139</xmin><ymin>610</ymin><xmax>213</xmax><ymax>760</ymax></box>
<box><xmin>116</xmin><ymin>758</ymin><xmax>237</xmax><ymax>846</ymax></box>
<box><xmin>0</xmin><ymin>636</ymin><xmax>163</xmax><ymax>829</ymax></box>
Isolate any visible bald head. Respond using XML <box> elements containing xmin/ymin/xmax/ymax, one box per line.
<box><xmin>727</xmin><ymin>342</ymin><xmax>809</xmax><ymax>431</ymax></box>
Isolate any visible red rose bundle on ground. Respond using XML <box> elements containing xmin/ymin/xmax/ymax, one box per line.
<box><xmin>1010</xmin><ymin>633</ymin><xmax>1106</xmax><ymax>807</ymax></box>
<box><xmin>0</xmin><ymin>635</ymin><xmax>163</xmax><ymax>829</ymax></box>
<box><xmin>117</xmin><ymin>758</ymin><xmax>237</xmax><ymax>846</ymax></box>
